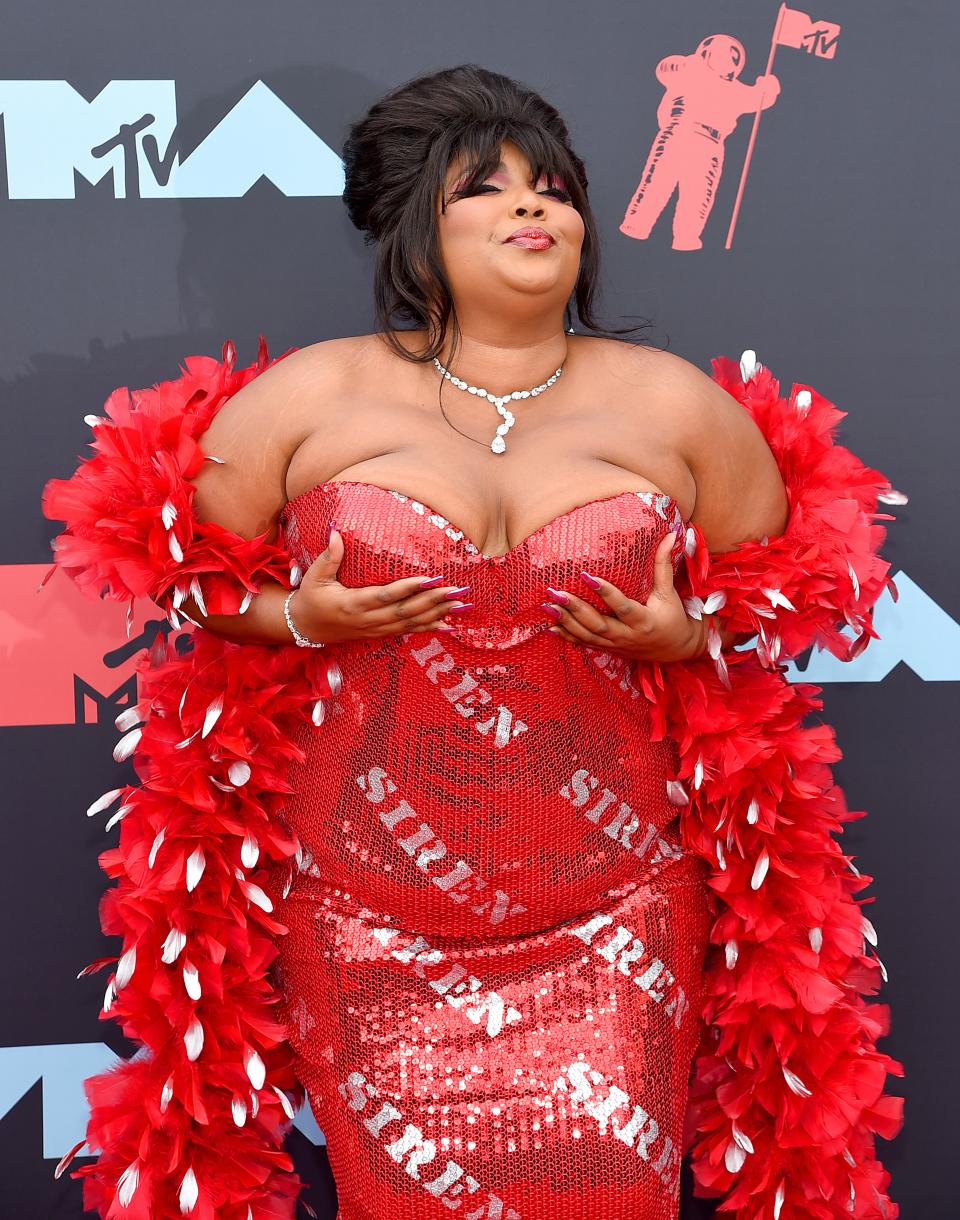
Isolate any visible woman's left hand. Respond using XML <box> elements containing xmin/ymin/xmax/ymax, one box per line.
<box><xmin>542</xmin><ymin>532</ymin><xmax>703</xmax><ymax>663</ymax></box>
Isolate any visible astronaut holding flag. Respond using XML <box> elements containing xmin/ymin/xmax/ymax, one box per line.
<box><xmin>621</xmin><ymin>7</ymin><xmax>840</xmax><ymax>251</ymax></box>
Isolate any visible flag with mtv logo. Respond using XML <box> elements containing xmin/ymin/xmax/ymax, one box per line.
<box><xmin>775</xmin><ymin>4</ymin><xmax>841</xmax><ymax>58</ymax></box>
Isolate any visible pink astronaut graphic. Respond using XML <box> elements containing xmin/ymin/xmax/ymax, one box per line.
<box><xmin>621</xmin><ymin>4</ymin><xmax>841</xmax><ymax>250</ymax></box>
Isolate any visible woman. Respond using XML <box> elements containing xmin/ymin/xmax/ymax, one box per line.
<box><xmin>44</xmin><ymin>65</ymin><xmax>903</xmax><ymax>1220</ymax></box>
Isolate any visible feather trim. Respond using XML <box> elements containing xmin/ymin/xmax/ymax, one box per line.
<box><xmin>637</xmin><ymin>350</ymin><xmax>905</xmax><ymax>1217</ymax></box>
<box><xmin>43</xmin><ymin>343</ymin><xmax>342</xmax><ymax>1218</ymax></box>
<box><xmin>41</xmin><ymin>336</ymin><xmax>296</xmax><ymax>627</ymax></box>
<box><xmin>678</xmin><ymin>349</ymin><xmax>904</xmax><ymax>683</ymax></box>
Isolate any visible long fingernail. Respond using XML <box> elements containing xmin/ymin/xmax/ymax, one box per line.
<box><xmin>420</xmin><ymin>575</ymin><xmax>446</xmax><ymax>589</ymax></box>
<box><xmin>326</xmin><ymin>517</ymin><xmax>337</xmax><ymax>543</ymax></box>
<box><xmin>579</xmin><ymin>571</ymin><xmax>601</xmax><ymax>591</ymax></box>
<box><xmin>444</xmin><ymin>585</ymin><xmax>471</xmax><ymax>599</ymax></box>
<box><xmin>447</xmin><ymin>602</ymin><xmax>474</xmax><ymax>614</ymax></box>
<box><xmin>545</xmin><ymin>587</ymin><xmax>568</xmax><ymax>603</ymax></box>
<box><xmin>541</xmin><ymin>602</ymin><xmax>563</xmax><ymax>620</ymax></box>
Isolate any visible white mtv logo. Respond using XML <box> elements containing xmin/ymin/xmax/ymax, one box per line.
<box><xmin>787</xmin><ymin>570</ymin><xmax>960</xmax><ymax>683</ymax></box>
<box><xmin>0</xmin><ymin>80</ymin><xmax>344</xmax><ymax>198</ymax></box>
<box><xmin>0</xmin><ymin>1043</ymin><xmax>327</xmax><ymax>1155</ymax></box>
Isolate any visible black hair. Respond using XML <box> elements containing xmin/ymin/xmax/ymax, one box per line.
<box><xmin>341</xmin><ymin>63</ymin><xmax>657</xmax><ymax>368</ymax></box>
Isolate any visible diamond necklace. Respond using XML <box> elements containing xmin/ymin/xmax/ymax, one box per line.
<box><xmin>432</xmin><ymin>356</ymin><xmax>565</xmax><ymax>454</ymax></box>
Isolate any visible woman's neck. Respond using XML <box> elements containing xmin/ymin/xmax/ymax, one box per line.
<box><xmin>434</xmin><ymin>323</ymin><xmax>571</xmax><ymax>399</ymax></box>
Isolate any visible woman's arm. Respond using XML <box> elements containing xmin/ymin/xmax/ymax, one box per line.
<box><xmin>171</xmin><ymin>343</ymin><xmax>346</xmax><ymax>643</ymax></box>
<box><xmin>665</xmin><ymin>351</ymin><xmax>791</xmax><ymax>656</ymax></box>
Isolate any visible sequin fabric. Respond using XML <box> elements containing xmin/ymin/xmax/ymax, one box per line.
<box><xmin>269</xmin><ymin>479</ymin><xmax>712</xmax><ymax>1220</ymax></box>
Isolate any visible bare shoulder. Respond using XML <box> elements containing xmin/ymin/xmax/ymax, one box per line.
<box><xmin>598</xmin><ymin>340</ymin><xmax>789</xmax><ymax>549</ymax></box>
<box><xmin>191</xmin><ymin>336</ymin><xmax>364</xmax><ymax>541</ymax></box>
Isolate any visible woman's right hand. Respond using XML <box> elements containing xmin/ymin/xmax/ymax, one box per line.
<box><xmin>285</xmin><ymin>526</ymin><xmax>473</xmax><ymax>644</ymax></box>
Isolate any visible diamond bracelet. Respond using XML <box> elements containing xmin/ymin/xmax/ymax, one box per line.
<box><xmin>283</xmin><ymin>588</ymin><xmax>326</xmax><ymax>648</ymax></box>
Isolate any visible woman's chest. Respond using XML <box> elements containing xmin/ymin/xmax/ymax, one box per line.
<box><xmin>280</xmin><ymin>480</ymin><xmax>687</xmax><ymax>621</ymax></box>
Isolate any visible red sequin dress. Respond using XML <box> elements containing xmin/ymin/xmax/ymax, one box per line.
<box><xmin>270</xmin><ymin>479</ymin><xmax>713</xmax><ymax>1220</ymax></box>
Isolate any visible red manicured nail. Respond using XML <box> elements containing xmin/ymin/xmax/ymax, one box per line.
<box><xmin>447</xmin><ymin>602</ymin><xmax>474</xmax><ymax>614</ymax></box>
<box><xmin>545</xmin><ymin>586</ymin><xmax>568</xmax><ymax>603</ymax></box>
<box><xmin>541</xmin><ymin>602</ymin><xmax>563</xmax><ymax>620</ymax></box>
<box><xmin>579</xmin><ymin>571</ymin><xmax>601</xmax><ymax>591</ymax></box>
<box><xmin>420</xmin><ymin>575</ymin><xmax>446</xmax><ymax>589</ymax></box>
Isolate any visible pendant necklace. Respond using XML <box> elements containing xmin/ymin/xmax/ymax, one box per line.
<box><xmin>432</xmin><ymin>356</ymin><xmax>566</xmax><ymax>454</ymax></box>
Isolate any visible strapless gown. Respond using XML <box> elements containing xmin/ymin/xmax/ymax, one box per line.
<box><xmin>268</xmin><ymin>479</ymin><xmax>713</xmax><ymax>1220</ymax></box>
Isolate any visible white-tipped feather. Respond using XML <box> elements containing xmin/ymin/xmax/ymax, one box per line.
<box><xmin>731</xmin><ymin>1120</ymin><xmax>754</xmax><ymax>1153</ymax></box>
<box><xmin>782</xmin><ymin>1064</ymin><xmax>812</xmax><ymax>1097</ymax></box>
<box><xmin>240</xmin><ymin>880</ymin><xmax>273</xmax><ymax>913</ymax></box>
<box><xmin>178</xmin><ymin>1166</ymin><xmax>199</xmax><ymax>1213</ymax></box>
<box><xmin>665</xmin><ymin>779</ymin><xmax>688</xmax><ymax>805</ymax></box>
<box><xmin>750</xmin><ymin>848</ymin><xmax>770</xmax><ymax>890</ymax></box>
<box><xmin>273</xmin><ymin>1084</ymin><xmax>295</xmax><ymax>1120</ymax></box>
<box><xmin>190</xmin><ymin>576</ymin><xmax>207</xmax><ymax>618</ymax></box>
<box><xmin>160</xmin><ymin>1074</ymin><xmax>174</xmax><ymax>1113</ymax></box>
<box><xmin>232</xmin><ymin>1095</ymin><xmax>248</xmax><ymax>1126</ymax></box>
<box><xmin>168</xmin><ymin>532</ymin><xmax>184</xmax><ymax>563</ymax></box>
<box><xmin>185</xmin><ymin>847</ymin><xmax>206</xmax><ymax>892</ymax></box>
<box><xmin>105</xmin><ymin>803</ymin><xmax>133</xmax><ymax>833</ymax></box>
<box><xmin>114</xmin><ymin>706</ymin><xmax>144</xmax><ymax>732</ymax></box>
<box><xmin>87</xmin><ymin>788</ymin><xmax>123</xmax><ymax>817</ymax></box>
<box><xmin>162</xmin><ymin>927</ymin><xmax>187</xmax><ymax>964</ymax></box>
<box><xmin>113</xmin><ymin>728</ymin><xmax>142</xmax><ymax>763</ymax></box>
<box><xmin>725</xmin><ymin>939</ymin><xmax>738</xmax><ymax>969</ymax></box>
<box><xmin>241</xmin><ymin>832</ymin><xmax>259</xmax><ymax>869</ymax></box>
<box><xmin>148</xmin><ymin>827</ymin><xmax>166</xmax><ymax>869</ymax></box>
<box><xmin>724</xmin><ymin>1141</ymin><xmax>746</xmax><ymax>1173</ymax></box>
<box><xmin>183</xmin><ymin>960</ymin><xmax>201</xmax><ymax>1000</ymax></box>
<box><xmin>682</xmin><ymin>595</ymin><xmax>704</xmax><ymax>621</ymax></box>
<box><xmin>703</xmin><ymin>590</ymin><xmax>726</xmax><ymax>614</ymax></box>
<box><xmin>115</xmin><ymin>945</ymin><xmax>136</xmax><ymax>989</ymax></box>
<box><xmin>184</xmin><ymin>1018</ymin><xmax>204</xmax><ymax>1062</ymax></box>
<box><xmin>117</xmin><ymin>1161</ymin><xmax>140</xmax><ymax>1207</ymax></box>
<box><xmin>809</xmin><ymin>926</ymin><xmax>823</xmax><ymax>953</ymax></box>
<box><xmin>201</xmin><ymin>695</ymin><xmax>224</xmax><ymax>738</ymax></box>
<box><xmin>739</xmin><ymin>349</ymin><xmax>760</xmax><ymax>381</ymax></box>
<box><xmin>245</xmin><ymin>1046</ymin><xmax>266</xmax><ymax>1090</ymax></box>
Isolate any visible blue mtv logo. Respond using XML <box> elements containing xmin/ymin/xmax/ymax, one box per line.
<box><xmin>787</xmin><ymin>570</ymin><xmax>960</xmax><ymax>683</ymax></box>
<box><xmin>0</xmin><ymin>80</ymin><xmax>344</xmax><ymax>199</ymax></box>
<box><xmin>0</xmin><ymin>1043</ymin><xmax>328</xmax><ymax>1157</ymax></box>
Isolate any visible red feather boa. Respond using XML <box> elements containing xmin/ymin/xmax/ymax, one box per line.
<box><xmin>42</xmin><ymin>341</ymin><xmax>905</xmax><ymax>1219</ymax></box>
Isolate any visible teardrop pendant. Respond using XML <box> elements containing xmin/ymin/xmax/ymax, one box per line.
<box><xmin>433</xmin><ymin>356</ymin><xmax>565</xmax><ymax>456</ymax></box>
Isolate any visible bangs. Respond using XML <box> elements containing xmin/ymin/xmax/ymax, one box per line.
<box><xmin>440</xmin><ymin>121</ymin><xmax>579</xmax><ymax>207</ymax></box>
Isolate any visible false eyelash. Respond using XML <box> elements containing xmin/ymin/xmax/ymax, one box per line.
<box><xmin>463</xmin><ymin>185</ymin><xmax>572</xmax><ymax>203</ymax></box>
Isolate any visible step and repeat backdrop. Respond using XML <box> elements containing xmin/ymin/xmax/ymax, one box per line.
<box><xmin>2</xmin><ymin>1</ymin><xmax>956</xmax><ymax>1216</ymax></box>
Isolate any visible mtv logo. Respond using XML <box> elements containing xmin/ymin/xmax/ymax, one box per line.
<box><xmin>0</xmin><ymin>1042</ymin><xmax>327</xmax><ymax>1157</ymax></box>
<box><xmin>0</xmin><ymin>79</ymin><xmax>344</xmax><ymax>199</ymax></box>
<box><xmin>786</xmin><ymin>570</ymin><xmax>960</xmax><ymax>683</ymax></box>
<box><xmin>0</xmin><ymin>564</ymin><xmax>182</xmax><ymax>727</ymax></box>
